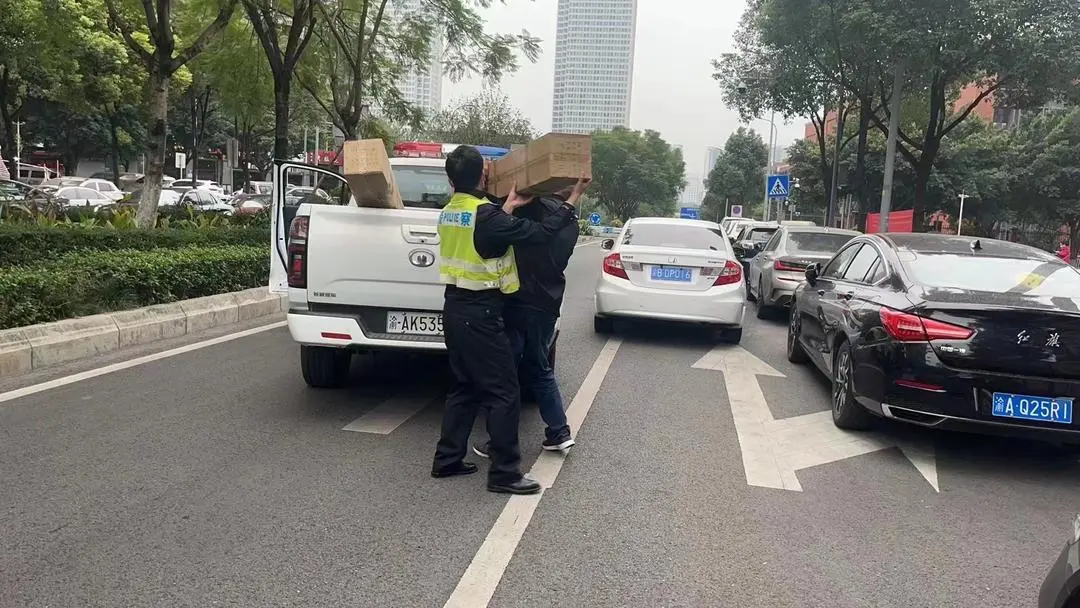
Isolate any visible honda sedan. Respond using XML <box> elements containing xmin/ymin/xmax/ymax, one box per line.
<box><xmin>788</xmin><ymin>232</ymin><xmax>1080</xmax><ymax>442</ymax></box>
<box><xmin>593</xmin><ymin>217</ymin><xmax>746</xmax><ymax>343</ymax></box>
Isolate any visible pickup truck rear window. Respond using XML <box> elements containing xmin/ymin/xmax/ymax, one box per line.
<box><xmin>394</xmin><ymin>166</ymin><xmax>451</xmax><ymax>209</ymax></box>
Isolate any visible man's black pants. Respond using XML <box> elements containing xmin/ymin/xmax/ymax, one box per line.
<box><xmin>433</xmin><ymin>297</ymin><xmax>523</xmax><ymax>485</ymax></box>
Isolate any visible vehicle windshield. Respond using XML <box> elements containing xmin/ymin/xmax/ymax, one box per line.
<box><xmin>621</xmin><ymin>223</ymin><xmax>728</xmax><ymax>251</ymax></box>
<box><xmin>905</xmin><ymin>254</ymin><xmax>1080</xmax><ymax>296</ymax></box>
<box><xmin>786</xmin><ymin>231</ymin><xmax>856</xmax><ymax>254</ymax></box>
<box><xmin>393</xmin><ymin>166</ymin><xmax>451</xmax><ymax>209</ymax></box>
<box><xmin>746</xmin><ymin>228</ymin><xmax>778</xmax><ymax>242</ymax></box>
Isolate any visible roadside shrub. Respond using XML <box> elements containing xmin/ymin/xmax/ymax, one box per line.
<box><xmin>0</xmin><ymin>245</ymin><xmax>270</xmax><ymax>329</ymax></box>
<box><xmin>0</xmin><ymin>225</ymin><xmax>269</xmax><ymax>267</ymax></box>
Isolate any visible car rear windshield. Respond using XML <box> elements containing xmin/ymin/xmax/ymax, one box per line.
<box><xmin>747</xmin><ymin>228</ymin><xmax>777</xmax><ymax>242</ymax></box>
<box><xmin>787</xmin><ymin>232</ymin><xmax>856</xmax><ymax>254</ymax></box>
<box><xmin>905</xmin><ymin>254</ymin><xmax>1080</xmax><ymax>296</ymax></box>
<box><xmin>393</xmin><ymin>166</ymin><xmax>451</xmax><ymax>209</ymax></box>
<box><xmin>622</xmin><ymin>224</ymin><xmax>728</xmax><ymax>251</ymax></box>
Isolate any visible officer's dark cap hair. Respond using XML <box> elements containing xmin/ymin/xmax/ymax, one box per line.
<box><xmin>445</xmin><ymin>145</ymin><xmax>484</xmax><ymax>192</ymax></box>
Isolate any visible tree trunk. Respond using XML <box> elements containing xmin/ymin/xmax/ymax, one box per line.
<box><xmin>912</xmin><ymin>165</ymin><xmax>931</xmax><ymax>233</ymax></box>
<box><xmin>108</xmin><ymin>113</ymin><xmax>122</xmax><ymax>184</ymax></box>
<box><xmin>273</xmin><ymin>77</ymin><xmax>290</xmax><ymax>159</ymax></box>
<box><xmin>137</xmin><ymin>65</ymin><xmax>170</xmax><ymax>230</ymax></box>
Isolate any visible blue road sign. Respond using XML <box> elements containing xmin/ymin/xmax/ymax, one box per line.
<box><xmin>766</xmin><ymin>175</ymin><xmax>790</xmax><ymax>199</ymax></box>
<box><xmin>730</xmin><ymin>205</ymin><xmax>743</xmax><ymax>218</ymax></box>
<box><xmin>589</xmin><ymin>212</ymin><xmax>602</xmax><ymax>226</ymax></box>
<box><xmin>680</xmin><ymin>207</ymin><xmax>701</xmax><ymax>220</ymax></box>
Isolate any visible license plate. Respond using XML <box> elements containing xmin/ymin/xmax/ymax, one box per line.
<box><xmin>650</xmin><ymin>266</ymin><xmax>693</xmax><ymax>282</ymax></box>
<box><xmin>386</xmin><ymin>311</ymin><xmax>443</xmax><ymax>336</ymax></box>
<box><xmin>991</xmin><ymin>392</ymin><xmax>1073</xmax><ymax>424</ymax></box>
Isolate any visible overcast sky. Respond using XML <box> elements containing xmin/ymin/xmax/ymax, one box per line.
<box><xmin>442</xmin><ymin>0</ymin><xmax>806</xmax><ymax>182</ymax></box>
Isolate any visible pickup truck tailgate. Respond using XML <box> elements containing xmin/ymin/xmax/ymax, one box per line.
<box><xmin>305</xmin><ymin>205</ymin><xmax>443</xmax><ymax>312</ymax></box>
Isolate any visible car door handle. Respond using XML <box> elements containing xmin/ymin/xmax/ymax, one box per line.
<box><xmin>817</xmin><ymin>290</ymin><xmax>826</xmax><ymax>296</ymax></box>
<box><xmin>402</xmin><ymin>224</ymin><xmax>439</xmax><ymax>244</ymax></box>
<box><xmin>839</xmin><ymin>291</ymin><xmax>854</xmax><ymax>300</ymax></box>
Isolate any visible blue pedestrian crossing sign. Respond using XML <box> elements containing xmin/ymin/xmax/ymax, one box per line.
<box><xmin>766</xmin><ymin>175</ymin><xmax>790</xmax><ymax>199</ymax></box>
<box><xmin>588</xmin><ymin>212</ymin><xmax>602</xmax><ymax>226</ymax></box>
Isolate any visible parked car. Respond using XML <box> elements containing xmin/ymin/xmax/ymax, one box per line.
<box><xmin>246</xmin><ymin>181</ymin><xmax>272</xmax><ymax>195</ymax></box>
<box><xmin>1039</xmin><ymin>514</ymin><xmax>1080</xmax><ymax>607</ymax></box>
<box><xmin>233</xmin><ymin>193</ymin><xmax>270</xmax><ymax>216</ymax></box>
<box><xmin>79</xmin><ymin>178</ymin><xmax>124</xmax><ymax>201</ymax></box>
<box><xmin>788</xmin><ymin>233</ymin><xmax>1080</xmax><ymax>442</ymax></box>
<box><xmin>593</xmin><ymin>217</ymin><xmax>746</xmax><ymax>343</ymax></box>
<box><xmin>730</xmin><ymin>221</ymin><xmax>780</xmax><ymax>277</ymax></box>
<box><xmin>54</xmin><ymin>186</ymin><xmax>111</xmax><ymax>208</ymax></box>
<box><xmin>747</xmin><ymin>226</ymin><xmax>860</xmax><ymax>318</ymax></box>
<box><xmin>178</xmin><ymin>189</ymin><xmax>233</xmax><ymax>214</ymax></box>
<box><xmin>39</xmin><ymin>176</ymin><xmax>88</xmax><ymax>191</ymax></box>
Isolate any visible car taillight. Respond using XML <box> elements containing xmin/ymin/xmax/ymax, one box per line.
<box><xmin>879</xmin><ymin>307</ymin><xmax>973</xmax><ymax>342</ymax></box>
<box><xmin>602</xmin><ymin>253</ymin><xmax>629</xmax><ymax>279</ymax></box>
<box><xmin>774</xmin><ymin>259</ymin><xmax>801</xmax><ymax>272</ymax></box>
<box><xmin>287</xmin><ymin>216</ymin><xmax>309</xmax><ymax>289</ymax></box>
<box><xmin>713</xmin><ymin>260</ymin><xmax>742</xmax><ymax>286</ymax></box>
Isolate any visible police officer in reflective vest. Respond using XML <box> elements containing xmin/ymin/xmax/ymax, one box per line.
<box><xmin>431</xmin><ymin>145</ymin><xmax>580</xmax><ymax>494</ymax></box>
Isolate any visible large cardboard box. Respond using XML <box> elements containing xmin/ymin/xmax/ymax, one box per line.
<box><xmin>489</xmin><ymin>133</ymin><xmax>591</xmax><ymax>198</ymax></box>
<box><xmin>342</xmin><ymin>139</ymin><xmax>403</xmax><ymax>209</ymax></box>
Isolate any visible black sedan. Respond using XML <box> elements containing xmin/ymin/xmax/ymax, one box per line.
<box><xmin>787</xmin><ymin>232</ymin><xmax>1080</xmax><ymax>442</ymax></box>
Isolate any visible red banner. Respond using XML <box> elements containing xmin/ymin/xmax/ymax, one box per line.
<box><xmin>305</xmin><ymin>150</ymin><xmax>342</xmax><ymax>166</ymax></box>
<box><xmin>866</xmin><ymin>209</ymin><xmax>914</xmax><ymax>233</ymax></box>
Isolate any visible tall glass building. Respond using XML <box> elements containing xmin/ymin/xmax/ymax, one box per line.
<box><xmin>551</xmin><ymin>0</ymin><xmax>638</xmax><ymax>134</ymax></box>
<box><xmin>391</xmin><ymin>0</ymin><xmax>443</xmax><ymax>118</ymax></box>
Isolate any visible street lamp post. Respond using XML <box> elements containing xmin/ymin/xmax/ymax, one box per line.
<box><xmin>760</xmin><ymin>112</ymin><xmax>776</xmax><ymax>221</ymax></box>
<box><xmin>956</xmin><ymin>193</ymin><xmax>970</xmax><ymax>235</ymax></box>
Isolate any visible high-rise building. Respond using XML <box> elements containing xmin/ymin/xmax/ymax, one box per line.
<box><xmin>390</xmin><ymin>0</ymin><xmax>443</xmax><ymax>117</ymax></box>
<box><xmin>679</xmin><ymin>174</ymin><xmax>704</xmax><ymax>207</ymax></box>
<box><xmin>705</xmin><ymin>146</ymin><xmax>723</xmax><ymax>177</ymax></box>
<box><xmin>551</xmin><ymin>0</ymin><xmax>638</xmax><ymax>134</ymax></box>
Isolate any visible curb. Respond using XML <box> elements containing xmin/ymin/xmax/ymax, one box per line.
<box><xmin>0</xmin><ymin>288</ymin><xmax>286</xmax><ymax>378</ymax></box>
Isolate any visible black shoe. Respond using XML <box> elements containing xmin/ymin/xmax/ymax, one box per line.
<box><xmin>542</xmin><ymin>428</ymin><xmax>575</xmax><ymax>452</ymax></box>
<box><xmin>487</xmin><ymin>476</ymin><xmax>542</xmax><ymax>495</ymax></box>
<box><xmin>472</xmin><ymin>441</ymin><xmax>491</xmax><ymax>459</ymax></box>
<box><xmin>431</xmin><ymin>461</ymin><xmax>478</xmax><ymax>478</ymax></box>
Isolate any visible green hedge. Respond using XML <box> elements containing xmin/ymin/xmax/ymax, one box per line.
<box><xmin>0</xmin><ymin>226</ymin><xmax>269</xmax><ymax>267</ymax></box>
<box><xmin>0</xmin><ymin>245</ymin><xmax>270</xmax><ymax>329</ymax></box>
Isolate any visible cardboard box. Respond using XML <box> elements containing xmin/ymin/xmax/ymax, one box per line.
<box><xmin>489</xmin><ymin>133</ymin><xmax>591</xmax><ymax>198</ymax></box>
<box><xmin>342</xmin><ymin>139</ymin><xmax>403</xmax><ymax>209</ymax></box>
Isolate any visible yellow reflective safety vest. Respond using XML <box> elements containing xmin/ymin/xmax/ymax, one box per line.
<box><xmin>438</xmin><ymin>192</ymin><xmax>520</xmax><ymax>294</ymax></box>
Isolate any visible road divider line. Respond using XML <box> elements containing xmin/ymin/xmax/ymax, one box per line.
<box><xmin>342</xmin><ymin>387</ymin><xmax>442</xmax><ymax>434</ymax></box>
<box><xmin>443</xmin><ymin>338</ymin><xmax>622</xmax><ymax>608</ymax></box>
<box><xmin>0</xmin><ymin>322</ymin><xmax>286</xmax><ymax>405</ymax></box>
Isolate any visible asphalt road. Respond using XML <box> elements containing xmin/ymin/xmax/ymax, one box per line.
<box><xmin>3</xmin><ymin>243</ymin><xmax>1080</xmax><ymax>608</ymax></box>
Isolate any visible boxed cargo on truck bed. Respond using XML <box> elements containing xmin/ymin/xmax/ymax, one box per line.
<box><xmin>343</xmin><ymin>139</ymin><xmax>404</xmax><ymax>209</ymax></box>
<box><xmin>489</xmin><ymin>133</ymin><xmax>591</xmax><ymax>198</ymax></box>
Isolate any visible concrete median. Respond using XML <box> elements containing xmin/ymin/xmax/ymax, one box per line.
<box><xmin>1</xmin><ymin>288</ymin><xmax>286</xmax><ymax>379</ymax></box>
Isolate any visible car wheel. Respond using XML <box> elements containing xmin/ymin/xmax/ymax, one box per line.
<box><xmin>755</xmin><ymin>280</ymin><xmax>770</xmax><ymax>319</ymax></box>
<box><xmin>300</xmin><ymin>345</ymin><xmax>352</xmax><ymax>388</ymax></box>
<box><xmin>831</xmin><ymin>341</ymin><xmax>874</xmax><ymax>430</ymax></box>
<box><xmin>746</xmin><ymin>274</ymin><xmax>756</xmax><ymax>301</ymax></box>
<box><xmin>594</xmin><ymin>315</ymin><xmax>614</xmax><ymax>334</ymax></box>
<box><xmin>786</xmin><ymin>306</ymin><xmax>808</xmax><ymax>364</ymax></box>
<box><xmin>720</xmin><ymin>327</ymin><xmax>743</xmax><ymax>344</ymax></box>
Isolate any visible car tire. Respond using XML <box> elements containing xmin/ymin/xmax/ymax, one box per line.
<box><xmin>300</xmin><ymin>345</ymin><xmax>352</xmax><ymax>388</ymax></box>
<box><xmin>720</xmin><ymin>327</ymin><xmax>743</xmax><ymax>344</ymax></box>
<box><xmin>831</xmin><ymin>341</ymin><xmax>874</xmax><ymax>430</ymax></box>
<box><xmin>594</xmin><ymin>315</ymin><xmax>614</xmax><ymax>334</ymax></box>
<box><xmin>746</xmin><ymin>276</ymin><xmax>756</xmax><ymax>301</ymax></box>
<box><xmin>786</xmin><ymin>305</ymin><xmax>808</xmax><ymax>364</ymax></box>
<box><xmin>755</xmin><ymin>280</ymin><xmax>770</xmax><ymax>319</ymax></box>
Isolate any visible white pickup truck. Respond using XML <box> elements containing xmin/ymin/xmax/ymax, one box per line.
<box><xmin>269</xmin><ymin>156</ymin><xmax>559</xmax><ymax>388</ymax></box>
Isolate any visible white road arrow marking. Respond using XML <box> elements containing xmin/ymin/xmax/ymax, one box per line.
<box><xmin>693</xmin><ymin>345</ymin><xmax>939</xmax><ymax>492</ymax></box>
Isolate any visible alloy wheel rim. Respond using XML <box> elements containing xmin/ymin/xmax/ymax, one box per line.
<box><xmin>833</xmin><ymin>351</ymin><xmax>850</xmax><ymax>413</ymax></box>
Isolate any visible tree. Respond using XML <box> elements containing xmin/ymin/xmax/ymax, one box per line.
<box><xmin>591</xmin><ymin>127</ymin><xmax>685</xmax><ymax>221</ymax></box>
<box><xmin>105</xmin><ymin>0</ymin><xmax>240</xmax><ymax>228</ymax></box>
<box><xmin>298</xmin><ymin>0</ymin><xmax>540</xmax><ymax>140</ymax></box>
<box><xmin>242</xmin><ymin>0</ymin><xmax>317</xmax><ymax>160</ymax></box>
<box><xmin>421</xmin><ymin>90</ymin><xmax>535</xmax><ymax>148</ymax></box>
<box><xmin>700</xmin><ymin>127</ymin><xmax>768</xmax><ymax>221</ymax></box>
<box><xmin>1012</xmin><ymin>108</ymin><xmax>1080</xmax><ymax>247</ymax></box>
<box><xmin>737</xmin><ymin>0</ymin><xmax>1080</xmax><ymax>230</ymax></box>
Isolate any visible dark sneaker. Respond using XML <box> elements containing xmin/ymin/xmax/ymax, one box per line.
<box><xmin>472</xmin><ymin>441</ymin><xmax>491</xmax><ymax>459</ymax></box>
<box><xmin>542</xmin><ymin>428</ymin><xmax>575</xmax><ymax>452</ymax></box>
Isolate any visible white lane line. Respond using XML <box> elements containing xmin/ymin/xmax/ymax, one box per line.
<box><xmin>574</xmin><ymin>240</ymin><xmax>598</xmax><ymax>249</ymax></box>
<box><xmin>0</xmin><ymin>321</ymin><xmax>286</xmax><ymax>405</ymax></box>
<box><xmin>443</xmin><ymin>338</ymin><xmax>622</xmax><ymax>608</ymax></box>
<box><xmin>342</xmin><ymin>387</ymin><xmax>441</xmax><ymax>434</ymax></box>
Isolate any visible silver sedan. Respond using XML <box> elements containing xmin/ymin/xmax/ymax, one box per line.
<box><xmin>746</xmin><ymin>226</ymin><xmax>860</xmax><ymax>318</ymax></box>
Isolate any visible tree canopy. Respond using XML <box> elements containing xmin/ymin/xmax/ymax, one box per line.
<box><xmin>701</xmin><ymin>127</ymin><xmax>768</xmax><ymax>221</ymax></box>
<box><xmin>420</xmin><ymin>90</ymin><xmax>536</xmax><ymax>148</ymax></box>
<box><xmin>590</xmin><ymin>127</ymin><xmax>686</xmax><ymax>222</ymax></box>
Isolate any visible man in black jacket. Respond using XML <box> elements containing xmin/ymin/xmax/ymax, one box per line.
<box><xmin>473</xmin><ymin>177</ymin><xmax>591</xmax><ymax>458</ymax></box>
<box><xmin>431</xmin><ymin>146</ymin><xmax>581</xmax><ymax>495</ymax></box>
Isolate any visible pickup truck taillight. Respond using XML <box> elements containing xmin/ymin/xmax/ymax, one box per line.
<box><xmin>287</xmin><ymin>216</ymin><xmax>309</xmax><ymax>289</ymax></box>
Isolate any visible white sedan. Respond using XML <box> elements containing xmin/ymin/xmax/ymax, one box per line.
<box><xmin>593</xmin><ymin>217</ymin><xmax>747</xmax><ymax>343</ymax></box>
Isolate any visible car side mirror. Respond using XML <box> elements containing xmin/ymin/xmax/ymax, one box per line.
<box><xmin>753</xmin><ymin>242</ymin><xmax>765</xmax><ymax>253</ymax></box>
<box><xmin>601</xmin><ymin>239</ymin><xmax>614</xmax><ymax>250</ymax></box>
<box><xmin>805</xmin><ymin>263</ymin><xmax>820</xmax><ymax>285</ymax></box>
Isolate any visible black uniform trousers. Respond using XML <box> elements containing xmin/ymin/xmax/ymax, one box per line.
<box><xmin>433</xmin><ymin>291</ymin><xmax>523</xmax><ymax>485</ymax></box>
